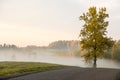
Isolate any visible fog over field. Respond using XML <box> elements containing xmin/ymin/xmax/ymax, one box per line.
<box><xmin>0</xmin><ymin>48</ymin><xmax>120</xmax><ymax>69</ymax></box>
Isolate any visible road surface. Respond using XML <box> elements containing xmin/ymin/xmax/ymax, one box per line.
<box><xmin>4</xmin><ymin>67</ymin><xmax>120</xmax><ymax>80</ymax></box>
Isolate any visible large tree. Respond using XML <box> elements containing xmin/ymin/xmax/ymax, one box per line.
<box><xmin>79</xmin><ymin>7</ymin><xmax>114</xmax><ymax>68</ymax></box>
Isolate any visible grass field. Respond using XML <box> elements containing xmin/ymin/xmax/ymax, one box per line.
<box><xmin>0</xmin><ymin>62</ymin><xmax>62</xmax><ymax>76</ymax></box>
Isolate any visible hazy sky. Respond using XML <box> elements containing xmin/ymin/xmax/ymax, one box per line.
<box><xmin>0</xmin><ymin>0</ymin><xmax>120</xmax><ymax>47</ymax></box>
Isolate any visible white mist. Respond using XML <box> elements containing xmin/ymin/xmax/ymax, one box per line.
<box><xmin>0</xmin><ymin>50</ymin><xmax>120</xmax><ymax>69</ymax></box>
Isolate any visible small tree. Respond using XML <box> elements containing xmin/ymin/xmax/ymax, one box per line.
<box><xmin>79</xmin><ymin>7</ymin><xmax>114</xmax><ymax>68</ymax></box>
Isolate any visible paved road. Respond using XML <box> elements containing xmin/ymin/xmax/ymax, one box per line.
<box><xmin>8</xmin><ymin>67</ymin><xmax>120</xmax><ymax>80</ymax></box>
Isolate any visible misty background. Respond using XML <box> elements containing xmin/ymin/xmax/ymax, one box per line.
<box><xmin>0</xmin><ymin>0</ymin><xmax>120</xmax><ymax>69</ymax></box>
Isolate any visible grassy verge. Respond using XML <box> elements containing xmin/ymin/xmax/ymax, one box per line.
<box><xmin>0</xmin><ymin>62</ymin><xmax>62</xmax><ymax>76</ymax></box>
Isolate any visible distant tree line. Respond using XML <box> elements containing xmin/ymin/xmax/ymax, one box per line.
<box><xmin>0</xmin><ymin>43</ymin><xmax>17</xmax><ymax>49</ymax></box>
<box><xmin>48</xmin><ymin>40</ymin><xmax>80</xmax><ymax>49</ymax></box>
<box><xmin>104</xmin><ymin>40</ymin><xmax>120</xmax><ymax>61</ymax></box>
<box><xmin>0</xmin><ymin>40</ymin><xmax>80</xmax><ymax>50</ymax></box>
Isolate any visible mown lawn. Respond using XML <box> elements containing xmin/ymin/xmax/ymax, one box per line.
<box><xmin>0</xmin><ymin>62</ymin><xmax>62</xmax><ymax>75</ymax></box>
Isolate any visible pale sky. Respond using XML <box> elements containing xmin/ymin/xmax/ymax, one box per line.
<box><xmin>0</xmin><ymin>0</ymin><xmax>120</xmax><ymax>47</ymax></box>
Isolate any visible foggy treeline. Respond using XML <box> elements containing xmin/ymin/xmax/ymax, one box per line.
<box><xmin>0</xmin><ymin>40</ymin><xmax>120</xmax><ymax>61</ymax></box>
<box><xmin>105</xmin><ymin>40</ymin><xmax>120</xmax><ymax>61</ymax></box>
<box><xmin>0</xmin><ymin>40</ymin><xmax>80</xmax><ymax>57</ymax></box>
<box><xmin>0</xmin><ymin>40</ymin><xmax>79</xmax><ymax>49</ymax></box>
<box><xmin>48</xmin><ymin>40</ymin><xmax>79</xmax><ymax>49</ymax></box>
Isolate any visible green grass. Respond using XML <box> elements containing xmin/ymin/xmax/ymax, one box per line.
<box><xmin>0</xmin><ymin>62</ymin><xmax>62</xmax><ymax>76</ymax></box>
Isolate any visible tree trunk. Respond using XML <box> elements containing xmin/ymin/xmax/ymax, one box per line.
<box><xmin>93</xmin><ymin>54</ymin><xmax>97</xmax><ymax>68</ymax></box>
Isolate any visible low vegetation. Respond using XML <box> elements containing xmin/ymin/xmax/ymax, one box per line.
<box><xmin>0</xmin><ymin>62</ymin><xmax>62</xmax><ymax>75</ymax></box>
